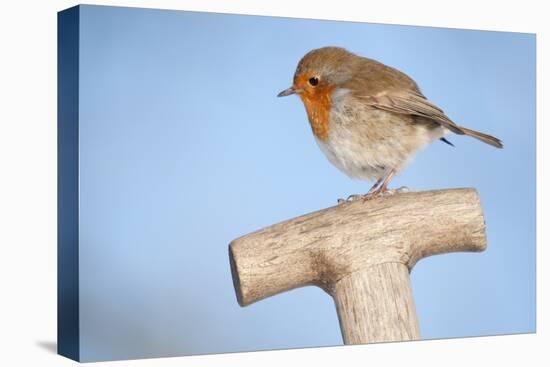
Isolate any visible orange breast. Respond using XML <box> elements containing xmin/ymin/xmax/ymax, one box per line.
<box><xmin>299</xmin><ymin>86</ymin><xmax>334</xmax><ymax>141</ymax></box>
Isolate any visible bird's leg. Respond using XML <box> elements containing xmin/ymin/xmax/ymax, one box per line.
<box><xmin>365</xmin><ymin>177</ymin><xmax>384</xmax><ymax>195</ymax></box>
<box><xmin>362</xmin><ymin>169</ymin><xmax>397</xmax><ymax>201</ymax></box>
<box><xmin>337</xmin><ymin>178</ymin><xmax>383</xmax><ymax>204</ymax></box>
<box><xmin>338</xmin><ymin>169</ymin><xmax>409</xmax><ymax>204</ymax></box>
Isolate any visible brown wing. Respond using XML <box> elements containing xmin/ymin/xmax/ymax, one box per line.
<box><xmin>362</xmin><ymin>90</ymin><xmax>465</xmax><ymax>135</ymax></box>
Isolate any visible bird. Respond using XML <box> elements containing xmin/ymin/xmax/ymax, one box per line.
<box><xmin>277</xmin><ymin>46</ymin><xmax>502</xmax><ymax>201</ymax></box>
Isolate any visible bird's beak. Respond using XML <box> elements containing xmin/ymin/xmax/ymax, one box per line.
<box><xmin>277</xmin><ymin>86</ymin><xmax>296</xmax><ymax>97</ymax></box>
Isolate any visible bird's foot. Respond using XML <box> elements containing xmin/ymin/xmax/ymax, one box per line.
<box><xmin>337</xmin><ymin>194</ymin><xmax>363</xmax><ymax>205</ymax></box>
<box><xmin>361</xmin><ymin>186</ymin><xmax>410</xmax><ymax>202</ymax></box>
<box><xmin>382</xmin><ymin>186</ymin><xmax>410</xmax><ymax>196</ymax></box>
<box><xmin>337</xmin><ymin>187</ymin><xmax>410</xmax><ymax>205</ymax></box>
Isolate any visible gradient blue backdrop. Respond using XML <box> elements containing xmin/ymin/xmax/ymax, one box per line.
<box><xmin>76</xmin><ymin>5</ymin><xmax>535</xmax><ymax>361</ymax></box>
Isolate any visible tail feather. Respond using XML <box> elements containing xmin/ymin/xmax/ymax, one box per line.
<box><xmin>440</xmin><ymin>137</ymin><xmax>455</xmax><ymax>147</ymax></box>
<box><xmin>460</xmin><ymin>127</ymin><xmax>503</xmax><ymax>148</ymax></box>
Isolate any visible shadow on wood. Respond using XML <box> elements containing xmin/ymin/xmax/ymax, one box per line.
<box><xmin>228</xmin><ymin>188</ymin><xmax>487</xmax><ymax>344</ymax></box>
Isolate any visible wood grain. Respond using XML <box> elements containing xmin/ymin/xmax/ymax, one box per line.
<box><xmin>333</xmin><ymin>263</ymin><xmax>419</xmax><ymax>344</ymax></box>
<box><xmin>229</xmin><ymin>188</ymin><xmax>487</xmax><ymax>344</ymax></box>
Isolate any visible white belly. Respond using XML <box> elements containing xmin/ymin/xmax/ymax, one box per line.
<box><xmin>315</xmin><ymin>133</ymin><xmax>387</xmax><ymax>181</ymax></box>
<box><xmin>314</xmin><ymin>99</ymin><xmax>446</xmax><ymax>182</ymax></box>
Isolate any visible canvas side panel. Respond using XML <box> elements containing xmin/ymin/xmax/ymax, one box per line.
<box><xmin>57</xmin><ymin>5</ymin><xmax>80</xmax><ymax>362</ymax></box>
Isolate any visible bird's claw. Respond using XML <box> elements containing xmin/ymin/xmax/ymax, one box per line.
<box><xmin>381</xmin><ymin>186</ymin><xmax>410</xmax><ymax>196</ymax></box>
<box><xmin>361</xmin><ymin>187</ymin><xmax>410</xmax><ymax>201</ymax></box>
<box><xmin>337</xmin><ymin>186</ymin><xmax>411</xmax><ymax>204</ymax></box>
<box><xmin>337</xmin><ymin>194</ymin><xmax>365</xmax><ymax>204</ymax></box>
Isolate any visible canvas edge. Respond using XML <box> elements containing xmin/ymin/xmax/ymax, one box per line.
<box><xmin>57</xmin><ymin>4</ymin><xmax>80</xmax><ymax>362</ymax></box>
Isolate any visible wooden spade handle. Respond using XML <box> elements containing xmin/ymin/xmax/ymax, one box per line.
<box><xmin>229</xmin><ymin>188</ymin><xmax>487</xmax><ymax>344</ymax></box>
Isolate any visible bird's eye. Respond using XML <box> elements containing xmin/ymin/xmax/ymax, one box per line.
<box><xmin>308</xmin><ymin>77</ymin><xmax>319</xmax><ymax>86</ymax></box>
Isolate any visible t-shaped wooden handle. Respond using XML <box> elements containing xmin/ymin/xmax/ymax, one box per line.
<box><xmin>229</xmin><ymin>188</ymin><xmax>487</xmax><ymax>344</ymax></box>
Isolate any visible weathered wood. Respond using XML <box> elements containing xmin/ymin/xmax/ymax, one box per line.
<box><xmin>333</xmin><ymin>263</ymin><xmax>419</xmax><ymax>344</ymax></box>
<box><xmin>229</xmin><ymin>188</ymin><xmax>487</xmax><ymax>344</ymax></box>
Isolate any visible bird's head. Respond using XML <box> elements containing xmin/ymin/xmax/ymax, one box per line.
<box><xmin>277</xmin><ymin>47</ymin><xmax>356</xmax><ymax>100</ymax></box>
<box><xmin>277</xmin><ymin>47</ymin><xmax>357</xmax><ymax>140</ymax></box>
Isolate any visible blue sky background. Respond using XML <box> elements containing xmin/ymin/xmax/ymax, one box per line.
<box><xmin>76</xmin><ymin>5</ymin><xmax>535</xmax><ymax>361</ymax></box>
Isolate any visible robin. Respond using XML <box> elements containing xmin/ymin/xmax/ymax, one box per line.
<box><xmin>278</xmin><ymin>46</ymin><xmax>503</xmax><ymax>201</ymax></box>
